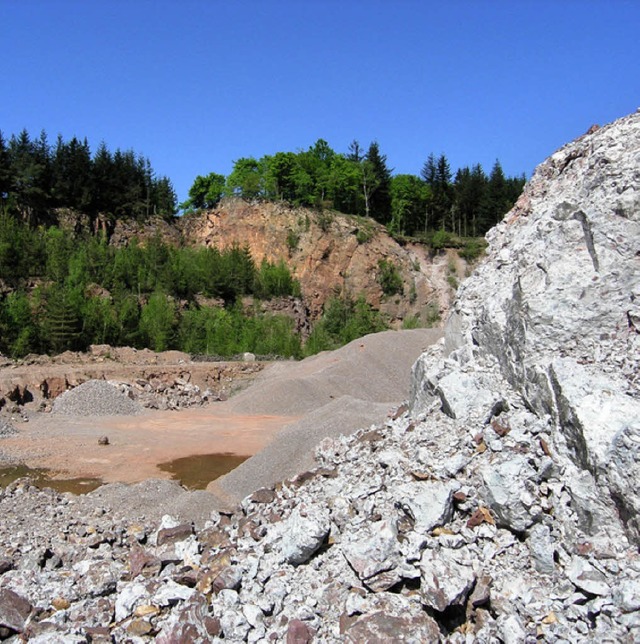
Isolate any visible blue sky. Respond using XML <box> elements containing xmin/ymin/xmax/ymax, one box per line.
<box><xmin>2</xmin><ymin>1</ymin><xmax>638</xmax><ymax>203</ymax></box>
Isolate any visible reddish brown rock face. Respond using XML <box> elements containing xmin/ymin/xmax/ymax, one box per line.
<box><xmin>180</xmin><ymin>199</ymin><xmax>464</xmax><ymax>323</ymax></box>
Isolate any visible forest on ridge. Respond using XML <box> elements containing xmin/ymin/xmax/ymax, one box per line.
<box><xmin>0</xmin><ymin>129</ymin><xmax>526</xmax><ymax>360</ymax></box>
<box><xmin>183</xmin><ymin>139</ymin><xmax>526</xmax><ymax>239</ymax></box>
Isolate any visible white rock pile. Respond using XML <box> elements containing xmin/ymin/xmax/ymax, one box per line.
<box><xmin>0</xmin><ymin>110</ymin><xmax>639</xmax><ymax>642</ymax></box>
<box><xmin>51</xmin><ymin>380</ymin><xmax>143</xmax><ymax>416</ymax></box>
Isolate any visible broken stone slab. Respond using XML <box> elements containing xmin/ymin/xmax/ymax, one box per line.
<box><xmin>436</xmin><ymin>370</ymin><xmax>504</xmax><ymax>422</ymax></box>
<box><xmin>564</xmin><ymin>467</ymin><xmax>623</xmax><ymax>538</ymax></box>
<box><xmin>527</xmin><ymin>523</ymin><xmax>555</xmax><ymax>574</ymax></box>
<box><xmin>344</xmin><ymin>610</ymin><xmax>440</xmax><ymax>643</ymax></box>
<box><xmin>0</xmin><ymin>587</ymin><xmax>32</xmax><ymax>634</ymax></box>
<box><xmin>273</xmin><ymin>504</ymin><xmax>331</xmax><ymax>565</ymax></box>
<box><xmin>152</xmin><ymin>578</ymin><xmax>196</xmax><ymax>606</ymax></box>
<box><xmin>481</xmin><ymin>454</ymin><xmax>541</xmax><ymax>533</ymax></box>
<box><xmin>497</xmin><ymin>613</ymin><xmax>527</xmax><ymax>644</ymax></box>
<box><xmin>548</xmin><ymin>358</ymin><xmax>640</xmax><ymax>474</ymax></box>
<box><xmin>394</xmin><ymin>480</ymin><xmax>458</xmax><ymax>534</ymax></box>
<box><xmin>341</xmin><ymin>520</ymin><xmax>402</xmax><ymax>590</ymax></box>
<box><xmin>286</xmin><ymin>618</ymin><xmax>315</xmax><ymax>643</ymax></box>
<box><xmin>614</xmin><ymin>579</ymin><xmax>640</xmax><ymax>613</ymax></box>
<box><xmin>114</xmin><ymin>580</ymin><xmax>152</xmax><ymax>622</ymax></box>
<box><xmin>419</xmin><ymin>547</ymin><xmax>476</xmax><ymax>612</ymax></box>
<box><xmin>156</xmin><ymin>522</ymin><xmax>193</xmax><ymax>547</ymax></box>
<box><xmin>567</xmin><ymin>556</ymin><xmax>611</xmax><ymax>596</ymax></box>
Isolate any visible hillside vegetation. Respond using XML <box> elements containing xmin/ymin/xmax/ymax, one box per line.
<box><xmin>0</xmin><ymin>129</ymin><xmax>525</xmax><ymax>359</ymax></box>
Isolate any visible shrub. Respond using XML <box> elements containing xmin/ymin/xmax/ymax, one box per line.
<box><xmin>316</xmin><ymin>210</ymin><xmax>334</xmax><ymax>232</ymax></box>
<box><xmin>459</xmin><ymin>238</ymin><xmax>486</xmax><ymax>261</ymax></box>
<box><xmin>424</xmin><ymin>301</ymin><xmax>441</xmax><ymax>327</ymax></box>
<box><xmin>402</xmin><ymin>314</ymin><xmax>422</xmax><ymax>329</ymax></box>
<box><xmin>431</xmin><ymin>229</ymin><xmax>452</xmax><ymax>251</ymax></box>
<box><xmin>286</xmin><ymin>229</ymin><xmax>300</xmax><ymax>252</ymax></box>
<box><xmin>304</xmin><ymin>294</ymin><xmax>387</xmax><ymax>356</ymax></box>
<box><xmin>377</xmin><ymin>259</ymin><xmax>404</xmax><ymax>296</ymax></box>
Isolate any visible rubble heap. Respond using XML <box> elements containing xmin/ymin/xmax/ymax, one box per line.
<box><xmin>1</xmin><ymin>111</ymin><xmax>639</xmax><ymax>642</ymax></box>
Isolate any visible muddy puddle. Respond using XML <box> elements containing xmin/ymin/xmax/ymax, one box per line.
<box><xmin>158</xmin><ymin>453</ymin><xmax>248</xmax><ymax>490</ymax></box>
<box><xmin>0</xmin><ymin>452</ymin><xmax>247</xmax><ymax>494</ymax></box>
<box><xmin>0</xmin><ymin>464</ymin><xmax>103</xmax><ymax>494</ymax></box>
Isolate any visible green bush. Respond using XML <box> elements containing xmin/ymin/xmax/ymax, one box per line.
<box><xmin>377</xmin><ymin>259</ymin><xmax>404</xmax><ymax>296</ymax></box>
<box><xmin>431</xmin><ymin>229</ymin><xmax>452</xmax><ymax>251</ymax></box>
<box><xmin>424</xmin><ymin>301</ymin><xmax>441</xmax><ymax>327</ymax></box>
<box><xmin>459</xmin><ymin>238</ymin><xmax>486</xmax><ymax>261</ymax></box>
<box><xmin>402</xmin><ymin>314</ymin><xmax>422</xmax><ymax>329</ymax></box>
<box><xmin>286</xmin><ymin>229</ymin><xmax>300</xmax><ymax>252</ymax></box>
<box><xmin>304</xmin><ymin>294</ymin><xmax>387</xmax><ymax>355</ymax></box>
<box><xmin>316</xmin><ymin>210</ymin><xmax>334</xmax><ymax>232</ymax></box>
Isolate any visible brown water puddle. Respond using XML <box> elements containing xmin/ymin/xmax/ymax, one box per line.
<box><xmin>0</xmin><ymin>464</ymin><xmax>102</xmax><ymax>494</ymax></box>
<box><xmin>158</xmin><ymin>453</ymin><xmax>248</xmax><ymax>490</ymax></box>
<box><xmin>0</xmin><ymin>452</ymin><xmax>248</xmax><ymax>494</ymax></box>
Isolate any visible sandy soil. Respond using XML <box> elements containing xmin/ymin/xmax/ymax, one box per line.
<box><xmin>0</xmin><ymin>408</ymin><xmax>298</xmax><ymax>483</ymax></box>
<box><xmin>0</xmin><ymin>328</ymin><xmax>442</xmax><ymax>497</ymax></box>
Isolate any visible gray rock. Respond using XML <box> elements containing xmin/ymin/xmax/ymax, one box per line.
<box><xmin>527</xmin><ymin>523</ymin><xmax>555</xmax><ymax>574</ymax></box>
<box><xmin>395</xmin><ymin>480</ymin><xmax>457</xmax><ymax>534</ymax></box>
<box><xmin>275</xmin><ymin>504</ymin><xmax>330</xmax><ymax>565</ymax></box>
<box><xmin>436</xmin><ymin>370</ymin><xmax>501</xmax><ymax>422</ymax></box>
<box><xmin>481</xmin><ymin>455</ymin><xmax>540</xmax><ymax>533</ymax></box>
<box><xmin>419</xmin><ymin>547</ymin><xmax>476</xmax><ymax>611</ymax></box>
<box><xmin>342</xmin><ymin>520</ymin><xmax>402</xmax><ymax>590</ymax></box>
<box><xmin>497</xmin><ymin>613</ymin><xmax>527</xmax><ymax>644</ymax></box>
<box><xmin>614</xmin><ymin>580</ymin><xmax>640</xmax><ymax>613</ymax></box>
<box><xmin>567</xmin><ymin>556</ymin><xmax>611</xmax><ymax>596</ymax></box>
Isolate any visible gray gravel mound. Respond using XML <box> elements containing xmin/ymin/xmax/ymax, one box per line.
<box><xmin>0</xmin><ymin>419</ymin><xmax>18</xmax><ymax>438</ymax></box>
<box><xmin>214</xmin><ymin>328</ymin><xmax>443</xmax><ymax>503</ymax></box>
<box><xmin>51</xmin><ymin>380</ymin><xmax>142</xmax><ymax>416</ymax></box>
<box><xmin>227</xmin><ymin>328</ymin><xmax>443</xmax><ymax>416</ymax></box>
<box><xmin>214</xmin><ymin>395</ymin><xmax>393</xmax><ymax>503</ymax></box>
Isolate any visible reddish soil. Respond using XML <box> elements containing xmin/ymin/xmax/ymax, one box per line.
<box><xmin>1</xmin><ymin>408</ymin><xmax>298</xmax><ymax>483</ymax></box>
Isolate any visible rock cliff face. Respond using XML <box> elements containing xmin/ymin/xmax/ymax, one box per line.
<box><xmin>180</xmin><ymin>199</ymin><xmax>464</xmax><ymax>323</ymax></box>
<box><xmin>1</xmin><ymin>113</ymin><xmax>639</xmax><ymax>642</ymax></box>
<box><xmin>414</xmin><ymin>109</ymin><xmax>640</xmax><ymax>543</ymax></box>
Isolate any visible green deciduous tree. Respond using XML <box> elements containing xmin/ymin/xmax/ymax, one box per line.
<box><xmin>140</xmin><ymin>292</ymin><xmax>177</xmax><ymax>352</ymax></box>
<box><xmin>226</xmin><ymin>157</ymin><xmax>264</xmax><ymax>200</ymax></box>
<box><xmin>389</xmin><ymin>174</ymin><xmax>429</xmax><ymax>236</ymax></box>
<box><xmin>182</xmin><ymin>172</ymin><xmax>226</xmax><ymax>211</ymax></box>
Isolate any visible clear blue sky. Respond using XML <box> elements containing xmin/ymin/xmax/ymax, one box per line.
<box><xmin>2</xmin><ymin>1</ymin><xmax>638</xmax><ymax>203</ymax></box>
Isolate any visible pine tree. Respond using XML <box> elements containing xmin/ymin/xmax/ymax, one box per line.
<box><xmin>45</xmin><ymin>286</ymin><xmax>82</xmax><ymax>353</ymax></box>
<box><xmin>366</xmin><ymin>142</ymin><xmax>392</xmax><ymax>224</ymax></box>
<box><xmin>0</xmin><ymin>131</ymin><xmax>12</xmax><ymax>215</ymax></box>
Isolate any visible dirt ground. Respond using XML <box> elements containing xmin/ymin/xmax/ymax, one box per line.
<box><xmin>0</xmin><ymin>408</ymin><xmax>299</xmax><ymax>483</ymax></box>
<box><xmin>0</xmin><ymin>328</ymin><xmax>443</xmax><ymax>494</ymax></box>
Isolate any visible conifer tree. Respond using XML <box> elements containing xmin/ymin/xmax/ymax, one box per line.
<box><xmin>366</xmin><ymin>142</ymin><xmax>392</xmax><ymax>224</ymax></box>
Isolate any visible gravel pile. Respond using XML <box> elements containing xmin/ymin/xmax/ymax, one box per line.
<box><xmin>51</xmin><ymin>379</ymin><xmax>142</xmax><ymax>416</ymax></box>
<box><xmin>227</xmin><ymin>328</ymin><xmax>443</xmax><ymax>416</ymax></box>
<box><xmin>0</xmin><ymin>418</ymin><xmax>18</xmax><ymax>438</ymax></box>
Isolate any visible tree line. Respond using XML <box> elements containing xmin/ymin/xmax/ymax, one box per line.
<box><xmin>0</xmin><ymin>129</ymin><xmax>177</xmax><ymax>226</ymax></box>
<box><xmin>0</xmin><ymin>215</ymin><xmax>303</xmax><ymax>358</ymax></box>
<box><xmin>183</xmin><ymin>139</ymin><xmax>526</xmax><ymax>238</ymax></box>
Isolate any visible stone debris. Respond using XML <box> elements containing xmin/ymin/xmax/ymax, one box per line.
<box><xmin>0</xmin><ymin>419</ymin><xmax>18</xmax><ymax>439</ymax></box>
<box><xmin>51</xmin><ymin>380</ymin><xmax>143</xmax><ymax>416</ymax></box>
<box><xmin>115</xmin><ymin>377</ymin><xmax>221</xmax><ymax>411</ymax></box>
<box><xmin>0</xmin><ymin>111</ymin><xmax>639</xmax><ymax>641</ymax></box>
